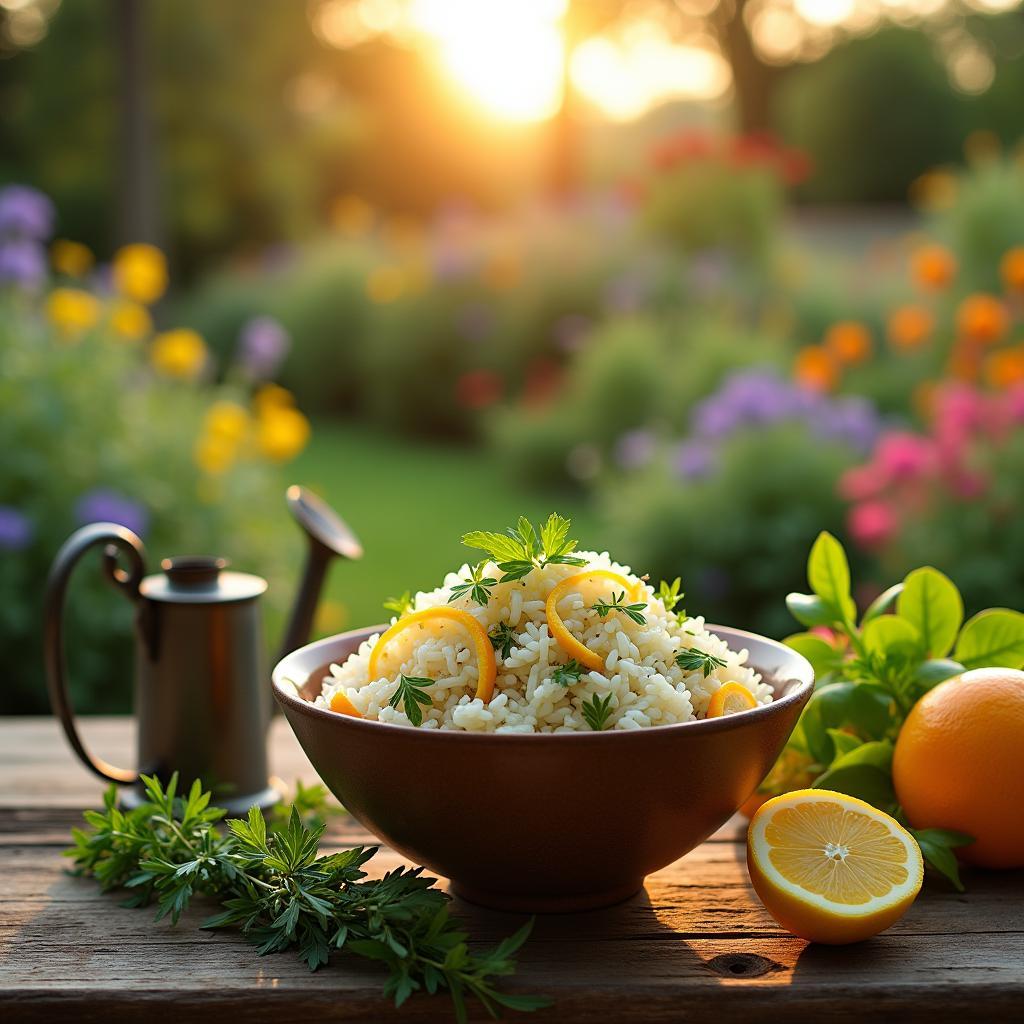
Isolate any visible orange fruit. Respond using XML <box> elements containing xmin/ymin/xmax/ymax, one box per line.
<box><xmin>893</xmin><ymin>668</ymin><xmax>1024</xmax><ymax>869</ymax></box>
<box><xmin>706</xmin><ymin>682</ymin><xmax>757</xmax><ymax>718</ymax></box>
<box><xmin>747</xmin><ymin>790</ymin><xmax>923</xmax><ymax>944</ymax></box>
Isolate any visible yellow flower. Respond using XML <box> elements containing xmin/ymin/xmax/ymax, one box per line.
<box><xmin>257</xmin><ymin>405</ymin><xmax>311</xmax><ymax>462</ymax></box>
<box><xmin>204</xmin><ymin>400</ymin><xmax>250</xmax><ymax>443</ymax></box>
<box><xmin>109</xmin><ymin>300</ymin><xmax>152</xmax><ymax>342</ymax></box>
<box><xmin>50</xmin><ymin>239</ymin><xmax>94</xmax><ymax>278</ymax></box>
<box><xmin>151</xmin><ymin>328</ymin><xmax>207</xmax><ymax>380</ymax></box>
<box><xmin>194</xmin><ymin>433</ymin><xmax>237</xmax><ymax>476</ymax></box>
<box><xmin>112</xmin><ymin>243</ymin><xmax>168</xmax><ymax>304</ymax></box>
<box><xmin>366</xmin><ymin>265</ymin><xmax>405</xmax><ymax>304</ymax></box>
<box><xmin>252</xmin><ymin>383</ymin><xmax>295</xmax><ymax>413</ymax></box>
<box><xmin>46</xmin><ymin>288</ymin><xmax>101</xmax><ymax>339</ymax></box>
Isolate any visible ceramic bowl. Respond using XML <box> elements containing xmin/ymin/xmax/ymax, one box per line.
<box><xmin>272</xmin><ymin>625</ymin><xmax>813</xmax><ymax>912</ymax></box>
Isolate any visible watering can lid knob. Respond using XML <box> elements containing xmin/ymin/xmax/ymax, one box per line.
<box><xmin>139</xmin><ymin>554</ymin><xmax>268</xmax><ymax>604</ymax></box>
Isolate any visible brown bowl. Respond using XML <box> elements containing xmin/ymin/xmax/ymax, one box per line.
<box><xmin>272</xmin><ymin>624</ymin><xmax>813</xmax><ymax>912</ymax></box>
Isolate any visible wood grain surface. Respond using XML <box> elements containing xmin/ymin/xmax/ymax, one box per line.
<box><xmin>1</xmin><ymin>717</ymin><xmax>1021</xmax><ymax>1023</ymax></box>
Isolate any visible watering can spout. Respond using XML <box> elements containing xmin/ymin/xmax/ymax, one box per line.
<box><xmin>277</xmin><ymin>485</ymin><xmax>363</xmax><ymax>665</ymax></box>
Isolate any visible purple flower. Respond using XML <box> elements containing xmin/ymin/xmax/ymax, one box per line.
<box><xmin>691</xmin><ymin>398</ymin><xmax>741</xmax><ymax>439</ymax></box>
<box><xmin>810</xmin><ymin>396</ymin><xmax>881</xmax><ymax>453</ymax></box>
<box><xmin>0</xmin><ymin>506</ymin><xmax>33</xmax><ymax>551</ymax></box>
<box><xmin>0</xmin><ymin>239</ymin><xmax>47</xmax><ymax>289</ymax></box>
<box><xmin>672</xmin><ymin>439</ymin><xmax>717</xmax><ymax>480</ymax></box>
<box><xmin>614</xmin><ymin>429</ymin><xmax>656</xmax><ymax>470</ymax></box>
<box><xmin>238</xmin><ymin>316</ymin><xmax>291</xmax><ymax>379</ymax></box>
<box><xmin>74</xmin><ymin>489</ymin><xmax>149</xmax><ymax>538</ymax></box>
<box><xmin>0</xmin><ymin>185</ymin><xmax>54</xmax><ymax>240</ymax></box>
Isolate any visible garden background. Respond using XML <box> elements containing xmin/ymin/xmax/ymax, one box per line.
<box><xmin>3</xmin><ymin>0</ymin><xmax>1024</xmax><ymax>714</ymax></box>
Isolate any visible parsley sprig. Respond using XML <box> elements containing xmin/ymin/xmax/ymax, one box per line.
<box><xmin>389</xmin><ymin>674</ymin><xmax>435</xmax><ymax>727</ymax></box>
<box><xmin>489</xmin><ymin>621</ymin><xmax>518</xmax><ymax>660</ymax></box>
<box><xmin>65</xmin><ymin>774</ymin><xmax>545</xmax><ymax>1021</ymax></box>
<box><xmin>656</xmin><ymin>578</ymin><xmax>685</xmax><ymax>615</ymax></box>
<box><xmin>449</xmin><ymin>562</ymin><xmax>499</xmax><ymax>608</ymax></box>
<box><xmin>551</xmin><ymin>659</ymin><xmax>585</xmax><ymax>687</ymax></box>
<box><xmin>581</xmin><ymin>692</ymin><xmax>615</xmax><ymax>731</ymax></box>
<box><xmin>676</xmin><ymin>649</ymin><xmax>727</xmax><ymax>675</ymax></box>
<box><xmin>591</xmin><ymin>591</ymin><xmax>647</xmax><ymax>626</ymax></box>
<box><xmin>462</xmin><ymin>514</ymin><xmax>586</xmax><ymax>585</ymax></box>
<box><xmin>383</xmin><ymin>591</ymin><xmax>415</xmax><ymax>617</ymax></box>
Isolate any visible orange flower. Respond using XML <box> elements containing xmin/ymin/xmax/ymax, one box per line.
<box><xmin>887</xmin><ymin>305</ymin><xmax>935</xmax><ymax>350</ymax></box>
<box><xmin>947</xmin><ymin>342</ymin><xmax>982</xmax><ymax>382</ymax></box>
<box><xmin>824</xmin><ymin>321</ymin><xmax>872</xmax><ymax>365</ymax></box>
<box><xmin>1000</xmin><ymin>247</ymin><xmax>1024</xmax><ymax>293</ymax></box>
<box><xmin>984</xmin><ymin>347</ymin><xmax>1024</xmax><ymax>389</ymax></box>
<box><xmin>911</xmin><ymin>244</ymin><xmax>956</xmax><ymax>292</ymax></box>
<box><xmin>956</xmin><ymin>293</ymin><xmax>1008</xmax><ymax>345</ymax></box>
<box><xmin>794</xmin><ymin>345</ymin><xmax>838</xmax><ymax>392</ymax></box>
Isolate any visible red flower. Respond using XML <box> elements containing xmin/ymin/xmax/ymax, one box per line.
<box><xmin>456</xmin><ymin>369</ymin><xmax>503</xmax><ymax>410</ymax></box>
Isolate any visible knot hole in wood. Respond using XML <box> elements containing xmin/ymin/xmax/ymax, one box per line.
<box><xmin>705</xmin><ymin>953</ymin><xmax>781</xmax><ymax>979</ymax></box>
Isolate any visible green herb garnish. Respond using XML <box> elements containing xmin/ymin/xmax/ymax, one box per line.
<box><xmin>675</xmin><ymin>649</ymin><xmax>727</xmax><ymax>675</ymax></box>
<box><xmin>551</xmin><ymin>659</ymin><xmax>585</xmax><ymax>687</ymax></box>
<box><xmin>388</xmin><ymin>674</ymin><xmax>435</xmax><ymax>727</ymax></box>
<box><xmin>449</xmin><ymin>561</ymin><xmax>499</xmax><ymax>607</ymax></box>
<box><xmin>581</xmin><ymin>692</ymin><xmax>615</xmax><ymax>731</ymax></box>
<box><xmin>462</xmin><ymin>513</ymin><xmax>586</xmax><ymax>584</ymax></box>
<box><xmin>65</xmin><ymin>774</ymin><xmax>545</xmax><ymax>1021</ymax></box>
<box><xmin>383</xmin><ymin>590</ymin><xmax>415</xmax><ymax>617</ymax></box>
<box><xmin>591</xmin><ymin>590</ymin><xmax>647</xmax><ymax>626</ymax></box>
<box><xmin>489</xmin><ymin>621</ymin><xmax>518</xmax><ymax>660</ymax></box>
<box><xmin>656</xmin><ymin>578</ymin><xmax>685</xmax><ymax>615</ymax></box>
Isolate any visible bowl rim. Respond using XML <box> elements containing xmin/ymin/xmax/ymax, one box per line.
<box><xmin>272</xmin><ymin>622</ymin><xmax>814</xmax><ymax>743</ymax></box>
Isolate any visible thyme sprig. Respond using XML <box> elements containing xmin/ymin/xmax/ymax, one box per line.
<box><xmin>65</xmin><ymin>774</ymin><xmax>546</xmax><ymax>1022</ymax></box>
<box><xmin>389</xmin><ymin>674</ymin><xmax>435</xmax><ymax>727</ymax></box>
<box><xmin>449</xmin><ymin>562</ymin><xmax>499</xmax><ymax>608</ymax></box>
<box><xmin>676</xmin><ymin>649</ymin><xmax>727</xmax><ymax>675</ymax></box>
<box><xmin>591</xmin><ymin>591</ymin><xmax>647</xmax><ymax>626</ymax></box>
<box><xmin>462</xmin><ymin>514</ymin><xmax>586</xmax><ymax>585</ymax></box>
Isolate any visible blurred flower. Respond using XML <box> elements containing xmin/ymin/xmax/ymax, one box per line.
<box><xmin>455</xmin><ymin>369</ymin><xmax>503</xmax><ymax>410</ymax></box>
<box><xmin>810</xmin><ymin>396</ymin><xmax>880</xmax><ymax>453</ymax></box>
<box><xmin>0</xmin><ymin>239</ymin><xmax>47</xmax><ymax>289</ymax></box>
<box><xmin>150</xmin><ymin>328</ymin><xmax>207</xmax><ymax>380</ymax></box>
<box><xmin>253</xmin><ymin>383</ymin><xmax>295</xmax><ymax>413</ymax></box>
<box><xmin>848</xmin><ymin>500</ymin><xmax>898</xmax><ymax>549</ymax></box>
<box><xmin>0</xmin><ymin>185</ymin><xmax>54</xmax><ymax>239</ymax></box>
<box><xmin>109</xmin><ymin>300</ymin><xmax>152</xmax><ymax>342</ymax></box>
<box><xmin>0</xmin><ymin>506</ymin><xmax>33</xmax><ymax>551</ymax></box>
<box><xmin>650</xmin><ymin>129</ymin><xmax>717</xmax><ymax>170</ymax></box>
<box><xmin>112</xmin><ymin>244</ymin><xmax>168</xmax><ymax>304</ymax></box>
<box><xmin>875</xmin><ymin>431</ymin><xmax>936</xmax><ymax>479</ymax></box>
<box><xmin>74</xmin><ymin>488</ymin><xmax>148</xmax><ymax>537</ymax></box>
<box><xmin>794</xmin><ymin>345</ymin><xmax>838</xmax><ymax>392</ymax></box>
<box><xmin>672</xmin><ymin>439</ymin><xmax>716</xmax><ymax>480</ymax></box>
<box><xmin>613</xmin><ymin>429</ymin><xmax>656</xmax><ymax>470</ymax></box>
<box><xmin>824</xmin><ymin>321</ymin><xmax>872</xmax><ymax>366</ymax></box>
<box><xmin>1000</xmin><ymin>247</ymin><xmax>1024</xmax><ymax>294</ymax></box>
<box><xmin>522</xmin><ymin>357</ymin><xmax>562</xmax><ymax>406</ymax></box>
<box><xmin>256</xmin><ymin>404</ymin><xmax>311</xmax><ymax>462</ymax></box>
<box><xmin>956</xmin><ymin>293</ymin><xmax>1007</xmax><ymax>345</ymax></box>
<box><xmin>366</xmin><ymin>265</ymin><xmax>405</xmax><ymax>303</ymax></box>
<box><xmin>838</xmin><ymin>464</ymin><xmax>886</xmax><ymax>502</ymax></box>
<box><xmin>911</xmin><ymin>244</ymin><xmax>956</xmax><ymax>291</ymax></box>
<box><xmin>329</xmin><ymin>194</ymin><xmax>374</xmax><ymax>238</ymax></box>
<box><xmin>887</xmin><ymin>304</ymin><xmax>934</xmax><ymax>350</ymax></box>
<box><xmin>909</xmin><ymin>171</ymin><xmax>958</xmax><ymax>212</ymax></box>
<box><xmin>204</xmin><ymin>400</ymin><xmax>250</xmax><ymax>443</ymax></box>
<box><xmin>194</xmin><ymin>433</ymin><xmax>237</xmax><ymax>476</ymax></box>
<box><xmin>984</xmin><ymin>347</ymin><xmax>1024</xmax><ymax>390</ymax></box>
<box><xmin>946</xmin><ymin>341</ymin><xmax>982</xmax><ymax>382</ymax></box>
<box><xmin>46</xmin><ymin>287</ymin><xmax>101</xmax><ymax>339</ymax></box>
<box><xmin>51</xmin><ymin>239</ymin><xmax>94</xmax><ymax>278</ymax></box>
<box><xmin>238</xmin><ymin>315</ymin><xmax>290</xmax><ymax>378</ymax></box>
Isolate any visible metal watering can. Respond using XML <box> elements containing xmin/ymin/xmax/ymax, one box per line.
<box><xmin>43</xmin><ymin>486</ymin><xmax>361</xmax><ymax>811</ymax></box>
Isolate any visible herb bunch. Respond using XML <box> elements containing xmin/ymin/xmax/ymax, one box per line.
<box><xmin>591</xmin><ymin>591</ymin><xmax>647</xmax><ymax>626</ymax></box>
<box><xmin>65</xmin><ymin>774</ymin><xmax>546</xmax><ymax>1022</ymax></box>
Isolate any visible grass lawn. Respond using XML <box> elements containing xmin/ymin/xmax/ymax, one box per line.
<box><xmin>289</xmin><ymin>422</ymin><xmax>603</xmax><ymax>638</ymax></box>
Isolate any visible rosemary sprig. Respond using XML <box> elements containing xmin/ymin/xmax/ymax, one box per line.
<box><xmin>489</xmin><ymin>622</ymin><xmax>518</xmax><ymax>660</ymax></box>
<box><xmin>581</xmin><ymin>693</ymin><xmax>615</xmax><ymax>731</ymax></box>
<box><xmin>462</xmin><ymin>514</ymin><xmax>586</xmax><ymax>585</ymax></box>
<box><xmin>656</xmin><ymin>578</ymin><xmax>685</xmax><ymax>615</ymax></box>
<box><xmin>551</xmin><ymin>660</ymin><xmax>585</xmax><ymax>687</ymax></box>
<box><xmin>388</xmin><ymin>674</ymin><xmax>435</xmax><ymax>727</ymax></box>
<box><xmin>65</xmin><ymin>774</ymin><xmax>546</xmax><ymax>1022</ymax></box>
<box><xmin>449</xmin><ymin>562</ymin><xmax>499</xmax><ymax>607</ymax></box>
<box><xmin>676</xmin><ymin>649</ymin><xmax>727</xmax><ymax>675</ymax></box>
<box><xmin>591</xmin><ymin>591</ymin><xmax>647</xmax><ymax>626</ymax></box>
<box><xmin>384</xmin><ymin>591</ymin><xmax>415</xmax><ymax>617</ymax></box>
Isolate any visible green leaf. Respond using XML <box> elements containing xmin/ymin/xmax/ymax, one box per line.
<box><xmin>953</xmin><ymin>608</ymin><xmax>1024</xmax><ymax>670</ymax></box>
<box><xmin>460</xmin><ymin>530</ymin><xmax>526</xmax><ymax>564</ymax></box>
<box><xmin>914</xmin><ymin>659</ymin><xmax>964</xmax><ymax>693</ymax></box>
<box><xmin>829</xmin><ymin>739</ymin><xmax>893</xmax><ymax>772</ymax></box>
<box><xmin>539</xmin><ymin>513</ymin><xmax>571</xmax><ymax>558</ymax></box>
<box><xmin>800</xmin><ymin>682</ymin><xmax>893</xmax><ymax>766</ymax></box>
<box><xmin>826</xmin><ymin>729</ymin><xmax>862</xmax><ymax>759</ymax></box>
<box><xmin>785</xmin><ymin>632</ymin><xmax>840</xmax><ymax>678</ymax></box>
<box><xmin>813</xmin><ymin>764</ymin><xmax>896</xmax><ymax>812</ymax></box>
<box><xmin>861</xmin><ymin>583</ymin><xmax>904</xmax><ymax>625</ymax></box>
<box><xmin>786</xmin><ymin>592</ymin><xmax>836</xmax><ymax>628</ymax></box>
<box><xmin>862</xmin><ymin>615</ymin><xmax>922</xmax><ymax>659</ymax></box>
<box><xmin>807</xmin><ymin>532</ymin><xmax>855</xmax><ymax>624</ymax></box>
<box><xmin>897</xmin><ymin>567</ymin><xmax>963</xmax><ymax>658</ymax></box>
<box><xmin>911</xmin><ymin>828</ymin><xmax>973</xmax><ymax>891</ymax></box>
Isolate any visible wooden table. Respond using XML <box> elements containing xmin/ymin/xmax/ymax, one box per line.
<box><xmin>2</xmin><ymin>718</ymin><xmax>1022</xmax><ymax>1022</ymax></box>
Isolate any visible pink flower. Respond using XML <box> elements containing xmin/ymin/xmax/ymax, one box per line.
<box><xmin>875</xmin><ymin>431</ymin><xmax>936</xmax><ymax>479</ymax></box>
<box><xmin>848</xmin><ymin>500</ymin><xmax>898</xmax><ymax>549</ymax></box>
<box><xmin>838</xmin><ymin>463</ymin><xmax>886</xmax><ymax>501</ymax></box>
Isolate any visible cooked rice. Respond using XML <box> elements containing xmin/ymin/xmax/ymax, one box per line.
<box><xmin>314</xmin><ymin>551</ymin><xmax>771</xmax><ymax>732</ymax></box>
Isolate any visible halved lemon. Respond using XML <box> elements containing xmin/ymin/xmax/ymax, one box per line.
<box><xmin>545</xmin><ymin>570</ymin><xmax>646</xmax><ymax>672</ymax></box>
<box><xmin>706</xmin><ymin>682</ymin><xmax>757</xmax><ymax>718</ymax></box>
<box><xmin>329</xmin><ymin>689</ymin><xmax>362</xmax><ymax>718</ymax></box>
<box><xmin>747</xmin><ymin>789</ymin><xmax>923</xmax><ymax>944</ymax></box>
<box><xmin>368</xmin><ymin>607</ymin><xmax>496</xmax><ymax>702</ymax></box>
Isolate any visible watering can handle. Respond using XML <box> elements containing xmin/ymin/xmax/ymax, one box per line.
<box><xmin>43</xmin><ymin>523</ymin><xmax>146</xmax><ymax>785</ymax></box>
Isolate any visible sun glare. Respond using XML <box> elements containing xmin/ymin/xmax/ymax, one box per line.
<box><xmin>410</xmin><ymin>0</ymin><xmax>566</xmax><ymax>123</ymax></box>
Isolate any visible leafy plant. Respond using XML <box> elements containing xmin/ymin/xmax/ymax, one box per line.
<box><xmin>551</xmin><ymin>659</ymin><xmax>585</xmax><ymax>687</ymax></box>
<box><xmin>384</xmin><ymin>591</ymin><xmax>415</xmax><ymax>618</ymax></box>
<box><xmin>388</xmin><ymin>675</ymin><xmax>435</xmax><ymax>727</ymax></box>
<box><xmin>675</xmin><ymin>649</ymin><xmax>727</xmax><ymax>675</ymax></box>
<box><xmin>775</xmin><ymin>531</ymin><xmax>1024</xmax><ymax>888</ymax></box>
<box><xmin>462</xmin><ymin>514</ymin><xmax>586</xmax><ymax>584</ymax></box>
<box><xmin>656</xmin><ymin>578</ymin><xmax>685</xmax><ymax>614</ymax></box>
<box><xmin>591</xmin><ymin>591</ymin><xmax>647</xmax><ymax>626</ymax></box>
<box><xmin>449</xmin><ymin>562</ymin><xmax>500</xmax><ymax>607</ymax></box>
<box><xmin>66</xmin><ymin>774</ymin><xmax>546</xmax><ymax>1022</ymax></box>
<box><xmin>581</xmin><ymin>692</ymin><xmax>615</xmax><ymax>731</ymax></box>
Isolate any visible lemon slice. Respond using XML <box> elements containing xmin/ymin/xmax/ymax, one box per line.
<box><xmin>545</xmin><ymin>570</ymin><xmax>646</xmax><ymax>671</ymax></box>
<box><xmin>747</xmin><ymin>789</ymin><xmax>923</xmax><ymax>944</ymax></box>
<box><xmin>368</xmin><ymin>607</ymin><xmax>496</xmax><ymax>702</ymax></box>
<box><xmin>706</xmin><ymin>682</ymin><xmax>757</xmax><ymax>718</ymax></box>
